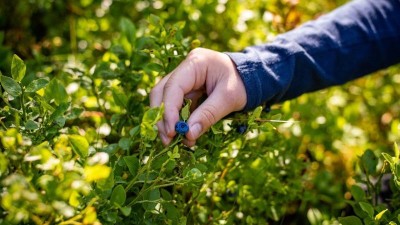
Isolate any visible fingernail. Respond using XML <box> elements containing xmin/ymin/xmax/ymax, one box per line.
<box><xmin>190</xmin><ymin>123</ymin><xmax>202</xmax><ymax>139</ymax></box>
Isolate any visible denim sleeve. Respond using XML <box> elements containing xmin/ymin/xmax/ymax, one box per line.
<box><xmin>226</xmin><ymin>0</ymin><xmax>400</xmax><ymax>111</ymax></box>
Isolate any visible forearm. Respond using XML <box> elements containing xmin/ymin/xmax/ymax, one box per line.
<box><xmin>227</xmin><ymin>0</ymin><xmax>400</xmax><ymax>111</ymax></box>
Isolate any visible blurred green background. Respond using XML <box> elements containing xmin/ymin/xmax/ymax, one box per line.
<box><xmin>1</xmin><ymin>0</ymin><xmax>400</xmax><ymax>224</ymax></box>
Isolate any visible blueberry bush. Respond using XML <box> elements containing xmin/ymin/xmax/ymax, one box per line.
<box><xmin>1</xmin><ymin>0</ymin><xmax>400</xmax><ymax>224</ymax></box>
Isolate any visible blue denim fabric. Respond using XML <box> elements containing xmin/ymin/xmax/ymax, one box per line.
<box><xmin>226</xmin><ymin>0</ymin><xmax>400</xmax><ymax>111</ymax></box>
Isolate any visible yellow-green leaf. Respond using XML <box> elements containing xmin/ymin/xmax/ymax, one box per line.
<box><xmin>11</xmin><ymin>54</ymin><xmax>26</xmax><ymax>82</ymax></box>
<box><xmin>69</xmin><ymin>135</ymin><xmax>89</xmax><ymax>158</ymax></box>
<box><xmin>375</xmin><ymin>209</ymin><xmax>388</xmax><ymax>221</ymax></box>
<box><xmin>84</xmin><ymin>164</ymin><xmax>111</xmax><ymax>182</ymax></box>
<box><xmin>181</xmin><ymin>99</ymin><xmax>191</xmax><ymax>121</ymax></box>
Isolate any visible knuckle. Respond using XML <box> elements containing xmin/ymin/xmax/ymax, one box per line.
<box><xmin>199</xmin><ymin>105</ymin><xmax>217</xmax><ymax>126</ymax></box>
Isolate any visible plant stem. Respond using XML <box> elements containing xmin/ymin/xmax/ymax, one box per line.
<box><xmin>20</xmin><ymin>91</ymin><xmax>27</xmax><ymax>123</ymax></box>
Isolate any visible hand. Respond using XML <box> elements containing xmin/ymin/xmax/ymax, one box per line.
<box><xmin>150</xmin><ymin>48</ymin><xmax>247</xmax><ymax>146</ymax></box>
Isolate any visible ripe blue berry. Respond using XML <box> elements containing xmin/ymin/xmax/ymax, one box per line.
<box><xmin>236</xmin><ymin>124</ymin><xmax>247</xmax><ymax>134</ymax></box>
<box><xmin>175</xmin><ymin>121</ymin><xmax>189</xmax><ymax>135</ymax></box>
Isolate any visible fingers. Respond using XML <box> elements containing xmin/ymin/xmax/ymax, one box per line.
<box><xmin>150</xmin><ymin>48</ymin><xmax>247</xmax><ymax>146</ymax></box>
<box><xmin>185</xmin><ymin>86</ymin><xmax>236</xmax><ymax>143</ymax></box>
<box><xmin>150</xmin><ymin>49</ymin><xmax>208</xmax><ymax>145</ymax></box>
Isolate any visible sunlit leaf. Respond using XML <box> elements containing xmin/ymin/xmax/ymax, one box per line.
<box><xmin>68</xmin><ymin>135</ymin><xmax>89</xmax><ymax>158</ymax></box>
<box><xmin>84</xmin><ymin>164</ymin><xmax>111</xmax><ymax>182</ymax></box>
<box><xmin>11</xmin><ymin>54</ymin><xmax>26</xmax><ymax>82</ymax></box>
<box><xmin>181</xmin><ymin>99</ymin><xmax>191</xmax><ymax>121</ymax></box>
<box><xmin>374</xmin><ymin>209</ymin><xmax>388</xmax><ymax>221</ymax></box>
<box><xmin>25</xmin><ymin>78</ymin><xmax>49</xmax><ymax>93</ymax></box>
<box><xmin>0</xmin><ymin>152</ymin><xmax>8</xmax><ymax>176</ymax></box>
<box><xmin>44</xmin><ymin>79</ymin><xmax>69</xmax><ymax>105</ymax></box>
<box><xmin>120</xmin><ymin>17</ymin><xmax>136</xmax><ymax>44</ymax></box>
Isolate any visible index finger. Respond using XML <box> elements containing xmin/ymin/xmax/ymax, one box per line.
<box><xmin>162</xmin><ymin>54</ymin><xmax>207</xmax><ymax>137</ymax></box>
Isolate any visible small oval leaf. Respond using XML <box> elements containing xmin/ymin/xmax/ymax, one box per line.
<box><xmin>0</xmin><ymin>75</ymin><xmax>22</xmax><ymax>97</ymax></box>
<box><xmin>110</xmin><ymin>185</ymin><xmax>126</xmax><ymax>206</ymax></box>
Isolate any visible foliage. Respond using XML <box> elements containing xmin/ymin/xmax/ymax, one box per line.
<box><xmin>1</xmin><ymin>0</ymin><xmax>400</xmax><ymax>224</ymax></box>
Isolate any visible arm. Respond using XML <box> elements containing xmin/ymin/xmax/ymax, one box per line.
<box><xmin>227</xmin><ymin>0</ymin><xmax>400</xmax><ymax>111</ymax></box>
<box><xmin>150</xmin><ymin>0</ymin><xmax>400</xmax><ymax>146</ymax></box>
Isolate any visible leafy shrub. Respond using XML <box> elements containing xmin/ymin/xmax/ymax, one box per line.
<box><xmin>1</xmin><ymin>0</ymin><xmax>400</xmax><ymax>224</ymax></box>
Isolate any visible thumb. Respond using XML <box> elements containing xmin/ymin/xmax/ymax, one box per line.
<box><xmin>186</xmin><ymin>90</ymin><xmax>235</xmax><ymax>141</ymax></box>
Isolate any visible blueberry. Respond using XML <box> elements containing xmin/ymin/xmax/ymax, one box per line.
<box><xmin>236</xmin><ymin>124</ymin><xmax>247</xmax><ymax>134</ymax></box>
<box><xmin>175</xmin><ymin>121</ymin><xmax>189</xmax><ymax>135</ymax></box>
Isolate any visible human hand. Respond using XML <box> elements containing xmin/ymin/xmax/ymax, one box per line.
<box><xmin>150</xmin><ymin>48</ymin><xmax>247</xmax><ymax>146</ymax></box>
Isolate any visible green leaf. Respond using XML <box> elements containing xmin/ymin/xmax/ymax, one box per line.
<box><xmin>181</xmin><ymin>99</ymin><xmax>191</xmax><ymax>121</ymax></box>
<box><xmin>49</xmin><ymin>102</ymin><xmax>70</xmax><ymax>121</ymax></box>
<box><xmin>167</xmin><ymin>146</ymin><xmax>180</xmax><ymax>159</ymax></box>
<box><xmin>44</xmin><ymin>79</ymin><xmax>69</xmax><ymax>105</ymax></box>
<box><xmin>338</xmin><ymin>216</ymin><xmax>363</xmax><ymax>225</ymax></box>
<box><xmin>129</xmin><ymin>126</ymin><xmax>140</xmax><ymax>137</ymax></box>
<box><xmin>359</xmin><ymin>202</ymin><xmax>374</xmax><ymax>218</ymax></box>
<box><xmin>185</xmin><ymin>168</ymin><xmax>203</xmax><ymax>183</ymax></box>
<box><xmin>11</xmin><ymin>54</ymin><xmax>26</xmax><ymax>82</ymax></box>
<box><xmin>149</xmin><ymin>14</ymin><xmax>161</xmax><ymax>26</ymax></box>
<box><xmin>142</xmin><ymin>105</ymin><xmax>164</xmax><ymax>124</ymax></box>
<box><xmin>161</xmin><ymin>189</ymin><xmax>172</xmax><ymax>201</ymax></box>
<box><xmin>271</xmin><ymin>113</ymin><xmax>282</xmax><ymax>120</ymax></box>
<box><xmin>120</xmin><ymin>206</ymin><xmax>132</xmax><ymax>216</ymax></box>
<box><xmin>0</xmin><ymin>152</ymin><xmax>8</xmax><ymax>176</ymax></box>
<box><xmin>351</xmin><ymin>185</ymin><xmax>365</xmax><ymax>202</ymax></box>
<box><xmin>0</xmin><ymin>75</ymin><xmax>22</xmax><ymax>97</ymax></box>
<box><xmin>25</xmin><ymin>120</ymin><xmax>39</xmax><ymax>130</ymax></box>
<box><xmin>140</xmin><ymin>106</ymin><xmax>164</xmax><ymax>140</ymax></box>
<box><xmin>164</xmin><ymin>203</ymin><xmax>179</xmax><ymax>220</ymax></box>
<box><xmin>382</xmin><ymin>152</ymin><xmax>394</xmax><ymax>167</ymax></box>
<box><xmin>123</xmin><ymin>156</ymin><xmax>139</xmax><ymax>176</ymax></box>
<box><xmin>260</xmin><ymin>122</ymin><xmax>275</xmax><ymax>132</ymax></box>
<box><xmin>143</xmin><ymin>189</ymin><xmax>160</xmax><ymax>211</ymax></box>
<box><xmin>118</xmin><ymin>137</ymin><xmax>130</xmax><ymax>151</ymax></box>
<box><xmin>110</xmin><ymin>185</ymin><xmax>126</xmax><ymax>206</ymax></box>
<box><xmin>68</xmin><ymin>135</ymin><xmax>89</xmax><ymax>158</ymax></box>
<box><xmin>25</xmin><ymin>78</ymin><xmax>49</xmax><ymax>93</ymax></box>
<box><xmin>112</xmin><ymin>88</ymin><xmax>128</xmax><ymax>108</ymax></box>
<box><xmin>395</xmin><ymin>142</ymin><xmax>399</xmax><ymax>162</ymax></box>
<box><xmin>360</xmin><ymin>149</ymin><xmax>378</xmax><ymax>175</ymax></box>
<box><xmin>97</xmin><ymin>172</ymin><xmax>114</xmax><ymax>190</ymax></box>
<box><xmin>119</xmin><ymin>17</ymin><xmax>136</xmax><ymax>44</ymax></box>
<box><xmin>249</xmin><ymin>106</ymin><xmax>262</xmax><ymax>125</ymax></box>
<box><xmin>146</xmin><ymin>63</ymin><xmax>164</xmax><ymax>72</ymax></box>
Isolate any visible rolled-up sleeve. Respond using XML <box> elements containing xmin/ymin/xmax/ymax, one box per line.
<box><xmin>226</xmin><ymin>0</ymin><xmax>400</xmax><ymax>111</ymax></box>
